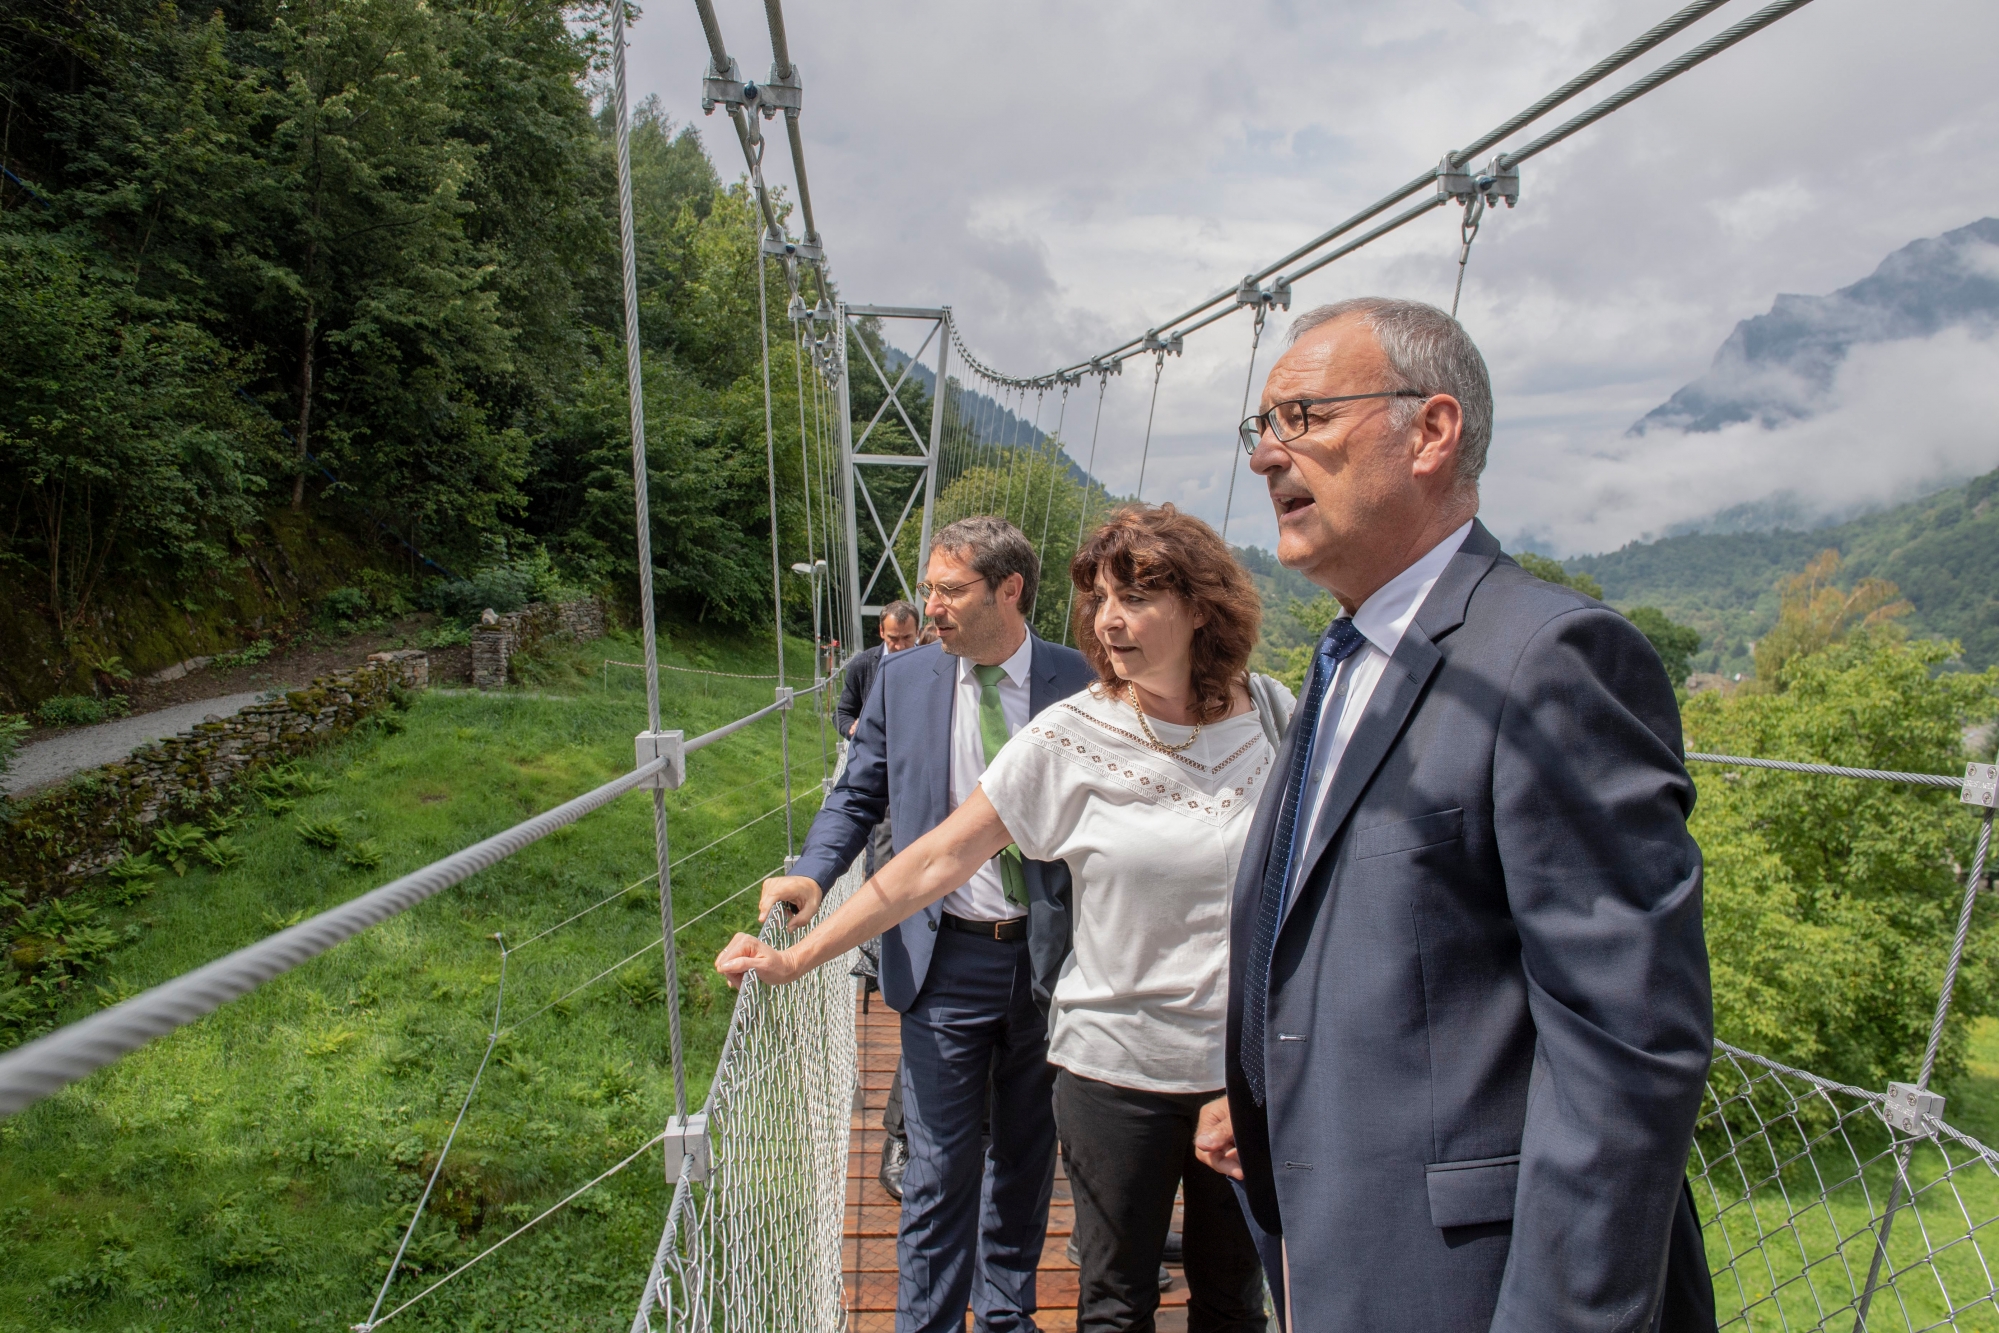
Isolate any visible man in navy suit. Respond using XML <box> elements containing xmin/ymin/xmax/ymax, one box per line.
<box><xmin>1195</xmin><ymin>298</ymin><xmax>1716</xmax><ymax>1331</ymax></box>
<box><xmin>762</xmin><ymin>516</ymin><xmax>1095</xmax><ymax>1333</ymax></box>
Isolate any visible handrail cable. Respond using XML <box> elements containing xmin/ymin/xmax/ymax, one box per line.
<box><xmin>1684</xmin><ymin>752</ymin><xmax>1967</xmax><ymax>788</ymax></box>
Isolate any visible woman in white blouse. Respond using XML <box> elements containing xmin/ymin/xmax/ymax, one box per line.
<box><xmin>719</xmin><ymin>503</ymin><xmax>1289</xmax><ymax>1333</ymax></box>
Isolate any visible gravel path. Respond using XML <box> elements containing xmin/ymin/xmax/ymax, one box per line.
<box><xmin>2</xmin><ymin>691</ymin><xmax>282</xmax><ymax>797</ymax></box>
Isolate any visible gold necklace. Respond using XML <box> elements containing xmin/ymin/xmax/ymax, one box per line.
<box><xmin>1127</xmin><ymin>681</ymin><xmax>1202</xmax><ymax>753</ymax></box>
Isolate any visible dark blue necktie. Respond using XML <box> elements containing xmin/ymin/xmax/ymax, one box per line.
<box><xmin>1243</xmin><ymin>616</ymin><xmax>1367</xmax><ymax>1107</ymax></box>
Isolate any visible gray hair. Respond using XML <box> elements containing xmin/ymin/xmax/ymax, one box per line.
<box><xmin>878</xmin><ymin>599</ymin><xmax>920</xmax><ymax>627</ymax></box>
<box><xmin>930</xmin><ymin>515</ymin><xmax>1040</xmax><ymax>616</ymax></box>
<box><xmin>1286</xmin><ymin>297</ymin><xmax>1494</xmax><ymax>486</ymax></box>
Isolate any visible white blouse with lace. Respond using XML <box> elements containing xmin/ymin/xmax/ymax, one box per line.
<box><xmin>978</xmin><ymin>684</ymin><xmax>1276</xmax><ymax>1094</ymax></box>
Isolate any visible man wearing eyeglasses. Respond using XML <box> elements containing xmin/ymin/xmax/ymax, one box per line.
<box><xmin>1196</xmin><ymin>298</ymin><xmax>1715</xmax><ymax>1332</ymax></box>
<box><xmin>760</xmin><ymin>515</ymin><xmax>1094</xmax><ymax>1333</ymax></box>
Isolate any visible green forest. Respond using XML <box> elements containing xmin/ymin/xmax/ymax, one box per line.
<box><xmin>0</xmin><ymin>0</ymin><xmax>997</xmax><ymax>711</ymax></box>
<box><xmin>1566</xmin><ymin>467</ymin><xmax>1999</xmax><ymax>678</ymax></box>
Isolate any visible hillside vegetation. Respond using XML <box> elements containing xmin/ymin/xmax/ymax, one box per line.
<box><xmin>0</xmin><ymin>629</ymin><xmax>825</xmax><ymax>1331</ymax></box>
<box><xmin>1569</xmin><ymin>466</ymin><xmax>1999</xmax><ymax>676</ymax></box>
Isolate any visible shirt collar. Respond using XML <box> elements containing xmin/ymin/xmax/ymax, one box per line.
<box><xmin>1349</xmin><ymin>519</ymin><xmax>1475</xmax><ymax>658</ymax></box>
<box><xmin>957</xmin><ymin>629</ymin><xmax>1034</xmax><ymax>688</ymax></box>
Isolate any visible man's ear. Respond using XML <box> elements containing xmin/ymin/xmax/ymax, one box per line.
<box><xmin>997</xmin><ymin>572</ymin><xmax>1025</xmax><ymax>609</ymax></box>
<box><xmin>1409</xmin><ymin>393</ymin><xmax>1464</xmax><ymax>482</ymax></box>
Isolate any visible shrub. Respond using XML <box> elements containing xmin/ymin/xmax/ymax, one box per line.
<box><xmin>34</xmin><ymin>694</ymin><xmax>130</xmax><ymax>728</ymax></box>
<box><xmin>1688</xmin><ymin>630</ymin><xmax>1999</xmax><ymax>1091</ymax></box>
<box><xmin>423</xmin><ymin>544</ymin><xmax>582</xmax><ymax>625</ymax></box>
<box><xmin>212</xmin><ymin>639</ymin><xmax>274</xmax><ymax>670</ymax></box>
<box><xmin>0</xmin><ymin>713</ymin><xmax>27</xmax><ymax>776</ymax></box>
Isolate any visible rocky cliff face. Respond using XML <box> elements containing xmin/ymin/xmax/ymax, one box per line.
<box><xmin>1633</xmin><ymin>217</ymin><xmax>1999</xmax><ymax>436</ymax></box>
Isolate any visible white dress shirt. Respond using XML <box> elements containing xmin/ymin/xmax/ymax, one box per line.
<box><xmin>941</xmin><ymin>631</ymin><xmax>1034</xmax><ymax>921</ymax></box>
<box><xmin>1288</xmin><ymin>520</ymin><xmax>1474</xmax><ymax>902</ymax></box>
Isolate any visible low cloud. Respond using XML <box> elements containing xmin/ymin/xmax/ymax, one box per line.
<box><xmin>1484</xmin><ymin>326</ymin><xmax>1999</xmax><ymax>556</ymax></box>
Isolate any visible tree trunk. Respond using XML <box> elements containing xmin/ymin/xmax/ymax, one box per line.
<box><xmin>292</xmin><ymin>298</ymin><xmax>316</xmax><ymax>511</ymax></box>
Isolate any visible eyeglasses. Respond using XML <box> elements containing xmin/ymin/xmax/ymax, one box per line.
<box><xmin>915</xmin><ymin>576</ymin><xmax>988</xmax><ymax>602</ymax></box>
<box><xmin>1238</xmin><ymin>391</ymin><xmax>1429</xmax><ymax>455</ymax></box>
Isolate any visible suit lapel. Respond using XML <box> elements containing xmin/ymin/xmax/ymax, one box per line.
<box><xmin>1274</xmin><ymin>521</ymin><xmax>1502</xmax><ymax>934</ymax></box>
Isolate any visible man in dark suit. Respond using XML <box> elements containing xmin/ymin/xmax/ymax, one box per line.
<box><xmin>1195</xmin><ymin>298</ymin><xmax>1716</xmax><ymax>1332</ymax></box>
<box><xmin>837</xmin><ymin>598</ymin><xmax>921</xmax><ymax>739</ymax></box>
<box><xmin>762</xmin><ymin>516</ymin><xmax>1095</xmax><ymax>1333</ymax></box>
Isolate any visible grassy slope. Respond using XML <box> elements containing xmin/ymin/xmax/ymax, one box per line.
<box><xmin>1567</xmin><ymin>468</ymin><xmax>1999</xmax><ymax>677</ymax></box>
<box><xmin>0</xmin><ymin>627</ymin><xmax>835</xmax><ymax>1332</ymax></box>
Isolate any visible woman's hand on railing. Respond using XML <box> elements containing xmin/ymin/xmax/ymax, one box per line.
<box><xmin>715</xmin><ymin>934</ymin><xmax>804</xmax><ymax>989</ymax></box>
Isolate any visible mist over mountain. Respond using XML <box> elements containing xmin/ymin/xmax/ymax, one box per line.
<box><xmin>1634</xmin><ymin>217</ymin><xmax>1999</xmax><ymax>439</ymax></box>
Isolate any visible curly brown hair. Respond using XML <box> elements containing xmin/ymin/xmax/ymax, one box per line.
<box><xmin>1069</xmin><ymin>504</ymin><xmax>1262</xmax><ymax>723</ymax></box>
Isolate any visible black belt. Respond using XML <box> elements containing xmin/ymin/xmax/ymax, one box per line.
<box><xmin>939</xmin><ymin>912</ymin><xmax>1029</xmax><ymax>942</ymax></box>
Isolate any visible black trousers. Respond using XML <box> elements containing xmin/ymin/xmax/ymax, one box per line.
<box><xmin>1055</xmin><ymin>1069</ymin><xmax>1266</xmax><ymax>1333</ymax></box>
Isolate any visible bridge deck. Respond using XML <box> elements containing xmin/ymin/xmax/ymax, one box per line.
<box><xmin>845</xmin><ymin>993</ymin><xmax>1192</xmax><ymax>1331</ymax></box>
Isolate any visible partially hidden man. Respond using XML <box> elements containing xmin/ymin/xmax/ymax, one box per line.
<box><xmin>1195</xmin><ymin>298</ymin><xmax>1718</xmax><ymax>1332</ymax></box>
<box><xmin>760</xmin><ymin>517</ymin><xmax>1094</xmax><ymax>1333</ymax></box>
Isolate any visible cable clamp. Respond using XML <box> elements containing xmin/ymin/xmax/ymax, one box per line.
<box><xmin>1436</xmin><ymin>152</ymin><xmax>1477</xmax><ymax>205</ymax></box>
<box><xmin>663</xmin><ymin>1113</ymin><xmax>712</xmax><ymax>1182</ymax></box>
<box><xmin>775</xmin><ymin>686</ymin><xmax>796</xmax><ymax>712</ymax></box>
<box><xmin>788</xmin><ymin>293</ymin><xmax>809</xmax><ymax>323</ymax></box>
<box><xmin>1140</xmin><ymin>330</ymin><xmax>1184</xmax><ymax>356</ymax></box>
<box><xmin>634</xmin><ymin>731</ymin><xmax>687</xmax><ymax>791</ymax></box>
<box><xmin>700</xmin><ymin>57</ymin><xmax>747</xmax><ymax>114</ymax></box>
<box><xmin>1234</xmin><ymin>275</ymin><xmax>1293</xmax><ymax>311</ymax></box>
<box><xmin>1963</xmin><ymin>763</ymin><xmax>1998</xmax><ymax>809</ymax></box>
<box><xmin>1882</xmin><ymin>1083</ymin><xmax>1945</xmax><ymax>1137</ymax></box>
<box><xmin>783</xmin><ymin>855</ymin><xmax>801</xmax><ymax>874</ymax></box>
<box><xmin>1477</xmin><ymin>158</ymin><xmax>1521</xmax><ymax>209</ymax></box>
<box><xmin>760</xmin><ymin>63</ymin><xmax>803</xmax><ymax>117</ymax></box>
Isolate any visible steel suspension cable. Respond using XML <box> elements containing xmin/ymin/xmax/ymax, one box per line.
<box><xmin>610</xmin><ymin>1</ymin><xmax>686</xmax><ymax>1122</ymax></box>
<box><xmin>1060</xmin><ymin>374</ymin><xmax>1111</xmax><ymax>644</ymax></box>
<box><xmin>751</xmin><ymin>223</ymin><xmax>796</xmax><ymax>859</ymax></box>
<box><xmin>1220</xmin><ymin>305</ymin><xmax>1269</xmax><ymax>542</ymax></box>
<box><xmin>1133</xmin><ymin>351</ymin><xmax>1166</xmax><ymax>502</ymax></box>
<box><xmin>1036</xmin><ymin>382</ymin><xmax>1071</xmax><ymax>591</ymax></box>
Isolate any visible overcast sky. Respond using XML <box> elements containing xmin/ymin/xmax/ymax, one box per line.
<box><xmin>624</xmin><ymin>0</ymin><xmax>1999</xmax><ymax>557</ymax></box>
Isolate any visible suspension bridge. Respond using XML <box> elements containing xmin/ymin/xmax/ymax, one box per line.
<box><xmin>3</xmin><ymin>0</ymin><xmax>1999</xmax><ymax>1329</ymax></box>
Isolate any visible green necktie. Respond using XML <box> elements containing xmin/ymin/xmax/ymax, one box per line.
<box><xmin>973</xmin><ymin>663</ymin><xmax>1029</xmax><ymax>910</ymax></box>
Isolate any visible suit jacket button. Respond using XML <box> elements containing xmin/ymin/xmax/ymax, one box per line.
<box><xmin>928</xmin><ymin>919</ymin><xmax>938</xmax><ymax>931</ymax></box>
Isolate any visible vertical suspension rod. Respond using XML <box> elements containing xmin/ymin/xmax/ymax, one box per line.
<box><xmin>611</xmin><ymin>0</ymin><xmax>685</xmax><ymax>1122</ymax></box>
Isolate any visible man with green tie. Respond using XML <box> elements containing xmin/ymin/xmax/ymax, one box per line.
<box><xmin>760</xmin><ymin>515</ymin><xmax>1094</xmax><ymax>1333</ymax></box>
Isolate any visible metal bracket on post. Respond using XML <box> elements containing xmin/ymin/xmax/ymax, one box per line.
<box><xmin>634</xmin><ymin>731</ymin><xmax>686</xmax><ymax>790</ymax></box>
<box><xmin>1882</xmin><ymin>1083</ymin><xmax>1945</xmax><ymax>1136</ymax></box>
<box><xmin>1478</xmin><ymin>158</ymin><xmax>1521</xmax><ymax>209</ymax></box>
<box><xmin>1963</xmin><ymin>763</ymin><xmax>1998</xmax><ymax>809</ymax></box>
<box><xmin>700</xmin><ymin>57</ymin><xmax>746</xmax><ymax>114</ymax></box>
<box><xmin>775</xmin><ymin>686</ymin><xmax>796</xmax><ymax>712</ymax></box>
<box><xmin>662</xmin><ymin>1113</ymin><xmax>711</xmax><ymax>1182</ymax></box>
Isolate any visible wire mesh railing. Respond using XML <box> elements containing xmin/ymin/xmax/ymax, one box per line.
<box><xmin>1695</xmin><ymin>1042</ymin><xmax>1999</xmax><ymax>1332</ymax></box>
<box><xmin>630</xmin><ymin>854</ymin><xmax>864</xmax><ymax>1333</ymax></box>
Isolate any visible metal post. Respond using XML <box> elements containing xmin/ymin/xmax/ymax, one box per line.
<box><xmin>610</xmin><ymin>0</ymin><xmax>686</xmax><ymax>1124</ymax></box>
<box><xmin>916</xmin><ymin>311</ymin><xmax>951</xmax><ymax>585</ymax></box>
<box><xmin>836</xmin><ymin>307</ymin><xmax>864</xmax><ymax>652</ymax></box>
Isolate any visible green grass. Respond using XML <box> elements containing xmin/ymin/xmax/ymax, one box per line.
<box><xmin>0</xmin><ymin>626</ymin><xmax>839</xmax><ymax>1332</ymax></box>
<box><xmin>1701</xmin><ymin>1018</ymin><xmax>1999</xmax><ymax>1330</ymax></box>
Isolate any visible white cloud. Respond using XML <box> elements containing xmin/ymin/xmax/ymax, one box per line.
<box><xmin>624</xmin><ymin>0</ymin><xmax>1999</xmax><ymax>558</ymax></box>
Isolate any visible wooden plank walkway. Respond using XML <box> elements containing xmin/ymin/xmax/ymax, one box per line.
<box><xmin>845</xmin><ymin>993</ymin><xmax>1190</xmax><ymax>1332</ymax></box>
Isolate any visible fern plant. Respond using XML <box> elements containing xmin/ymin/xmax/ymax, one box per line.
<box><xmin>151</xmin><ymin>824</ymin><xmax>208</xmax><ymax>877</ymax></box>
<box><xmin>295</xmin><ymin>817</ymin><xmax>346</xmax><ymax>851</ymax></box>
<box><xmin>342</xmin><ymin>840</ymin><xmax>384</xmax><ymax>871</ymax></box>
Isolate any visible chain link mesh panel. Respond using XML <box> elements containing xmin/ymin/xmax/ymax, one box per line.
<box><xmin>630</xmin><ymin>856</ymin><xmax>863</xmax><ymax>1333</ymax></box>
<box><xmin>1695</xmin><ymin>1042</ymin><xmax>1999</xmax><ymax>1331</ymax></box>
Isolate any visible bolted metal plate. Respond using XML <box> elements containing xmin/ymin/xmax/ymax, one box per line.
<box><xmin>634</xmin><ymin>730</ymin><xmax>687</xmax><ymax>791</ymax></box>
<box><xmin>1963</xmin><ymin>763</ymin><xmax>1999</xmax><ymax>809</ymax></box>
<box><xmin>1882</xmin><ymin>1082</ymin><xmax>1946</xmax><ymax>1136</ymax></box>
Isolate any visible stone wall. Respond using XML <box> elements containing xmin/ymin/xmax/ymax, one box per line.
<box><xmin>0</xmin><ymin>651</ymin><xmax>429</xmax><ymax>903</ymax></box>
<box><xmin>470</xmin><ymin>596</ymin><xmax>607</xmax><ymax>689</ymax></box>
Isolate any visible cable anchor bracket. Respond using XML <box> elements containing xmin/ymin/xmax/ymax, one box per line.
<box><xmin>634</xmin><ymin>731</ymin><xmax>687</xmax><ymax>791</ymax></box>
<box><xmin>1140</xmin><ymin>330</ymin><xmax>1184</xmax><ymax>357</ymax></box>
<box><xmin>775</xmin><ymin>686</ymin><xmax>796</xmax><ymax>712</ymax></box>
<box><xmin>760</xmin><ymin>64</ymin><xmax>803</xmax><ymax>118</ymax></box>
<box><xmin>1436</xmin><ymin>153</ymin><xmax>1478</xmax><ymax>205</ymax></box>
<box><xmin>663</xmin><ymin>1113</ymin><xmax>712</xmax><ymax>1183</ymax></box>
<box><xmin>1234</xmin><ymin>275</ymin><xmax>1292</xmax><ymax>311</ymax></box>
